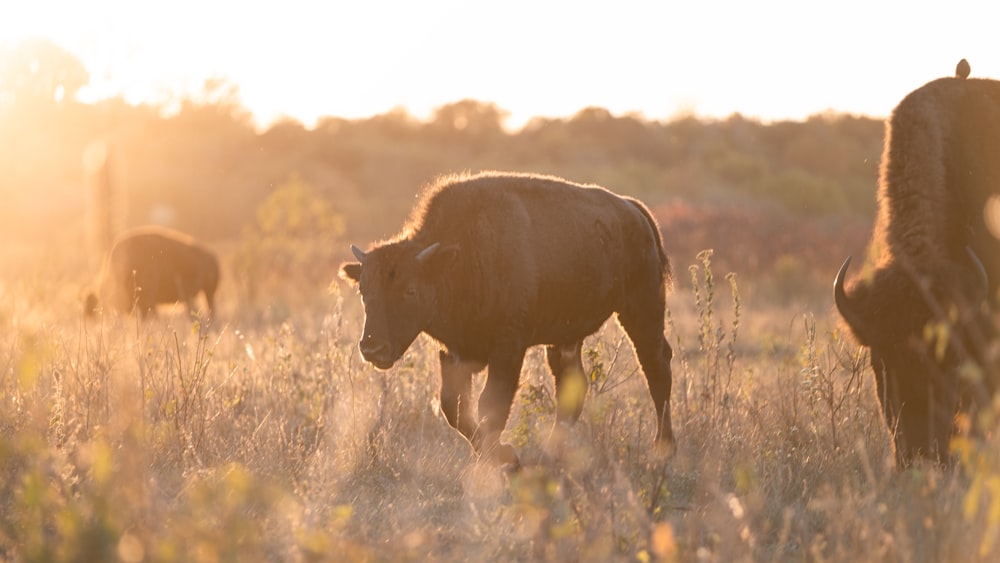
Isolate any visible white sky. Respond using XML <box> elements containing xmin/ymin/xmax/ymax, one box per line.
<box><xmin>2</xmin><ymin>0</ymin><xmax>998</xmax><ymax>129</ymax></box>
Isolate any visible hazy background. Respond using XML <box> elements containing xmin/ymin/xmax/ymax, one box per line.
<box><xmin>3</xmin><ymin>1</ymin><xmax>996</xmax><ymax>128</ymax></box>
<box><xmin>0</xmin><ymin>1</ymin><xmax>995</xmax><ymax>303</ymax></box>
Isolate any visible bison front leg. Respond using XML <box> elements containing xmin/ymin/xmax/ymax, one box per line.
<box><xmin>438</xmin><ymin>351</ymin><xmax>481</xmax><ymax>441</ymax></box>
<box><xmin>873</xmin><ymin>349</ymin><xmax>955</xmax><ymax>467</ymax></box>
<box><xmin>474</xmin><ymin>346</ymin><xmax>526</xmax><ymax>467</ymax></box>
<box><xmin>546</xmin><ymin>342</ymin><xmax>588</xmax><ymax>423</ymax></box>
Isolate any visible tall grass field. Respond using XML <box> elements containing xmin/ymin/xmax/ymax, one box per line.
<box><xmin>2</xmin><ymin>244</ymin><xmax>1000</xmax><ymax>562</ymax></box>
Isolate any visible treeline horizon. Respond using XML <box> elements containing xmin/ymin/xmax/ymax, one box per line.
<box><xmin>1</xmin><ymin>39</ymin><xmax>882</xmax><ymax>292</ymax></box>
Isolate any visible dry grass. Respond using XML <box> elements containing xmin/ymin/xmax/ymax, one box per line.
<box><xmin>2</xmin><ymin>247</ymin><xmax>1000</xmax><ymax>562</ymax></box>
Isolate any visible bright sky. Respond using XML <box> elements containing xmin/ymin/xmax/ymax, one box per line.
<box><xmin>2</xmin><ymin>0</ymin><xmax>997</xmax><ymax>130</ymax></box>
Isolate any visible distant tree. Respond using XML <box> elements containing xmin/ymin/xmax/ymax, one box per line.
<box><xmin>118</xmin><ymin>83</ymin><xmax>259</xmax><ymax>238</ymax></box>
<box><xmin>0</xmin><ymin>38</ymin><xmax>88</xmax><ymax>112</ymax></box>
<box><xmin>261</xmin><ymin>118</ymin><xmax>309</xmax><ymax>148</ymax></box>
<box><xmin>567</xmin><ymin>106</ymin><xmax>614</xmax><ymax>132</ymax></box>
<box><xmin>567</xmin><ymin>107</ymin><xmax>657</xmax><ymax>160</ymax></box>
<box><xmin>172</xmin><ymin>78</ymin><xmax>253</xmax><ymax>127</ymax></box>
<box><xmin>367</xmin><ymin>106</ymin><xmax>421</xmax><ymax>139</ymax></box>
<box><xmin>428</xmin><ymin>99</ymin><xmax>508</xmax><ymax>147</ymax></box>
<box><xmin>0</xmin><ymin>39</ymin><xmax>94</xmax><ymax>239</ymax></box>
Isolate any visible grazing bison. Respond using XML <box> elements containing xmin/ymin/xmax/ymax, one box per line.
<box><xmin>85</xmin><ymin>226</ymin><xmax>220</xmax><ymax>319</ymax></box>
<box><xmin>340</xmin><ymin>171</ymin><xmax>675</xmax><ymax>465</ymax></box>
<box><xmin>834</xmin><ymin>60</ymin><xmax>999</xmax><ymax>465</ymax></box>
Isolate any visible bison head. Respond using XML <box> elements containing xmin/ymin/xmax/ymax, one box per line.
<box><xmin>340</xmin><ymin>241</ymin><xmax>458</xmax><ymax>370</ymax></box>
<box><xmin>834</xmin><ymin>251</ymin><xmax>991</xmax><ymax>465</ymax></box>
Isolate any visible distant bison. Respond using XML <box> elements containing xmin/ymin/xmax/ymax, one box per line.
<box><xmin>86</xmin><ymin>226</ymin><xmax>220</xmax><ymax>319</ymax></box>
<box><xmin>834</xmin><ymin>60</ymin><xmax>999</xmax><ymax>465</ymax></box>
<box><xmin>340</xmin><ymin>172</ymin><xmax>675</xmax><ymax>465</ymax></box>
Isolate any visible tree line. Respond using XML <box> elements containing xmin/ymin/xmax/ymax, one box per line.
<box><xmin>1</xmin><ymin>39</ymin><xmax>883</xmax><ymax>295</ymax></box>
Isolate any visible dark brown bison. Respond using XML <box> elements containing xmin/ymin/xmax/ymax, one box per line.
<box><xmin>85</xmin><ymin>226</ymin><xmax>220</xmax><ymax>319</ymax></box>
<box><xmin>340</xmin><ymin>171</ymin><xmax>675</xmax><ymax>465</ymax></box>
<box><xmin>834</xmin><ymin>60</ymin><xmax>999</xmax><ymax>466</ymax></box>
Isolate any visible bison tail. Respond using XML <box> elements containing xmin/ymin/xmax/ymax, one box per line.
<box><xmin>628</xmin><ymin>199</ymin><xmax>673</xmax><ymax>291</ymax></box>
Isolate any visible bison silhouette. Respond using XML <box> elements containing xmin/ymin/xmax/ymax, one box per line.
<box><xmin>85</xmin><ymin>226</ymin><xmax>219</xmax><ymax>320</ymax></box>
<box><xmin>834</xmin><ymin>60</ymin><xmax>999</xmax><ymax>466</ymax></box>
<box><xmin>340</xmin><ymin>171</ymin><xmax>676</xmax><ymax>466</ymax></box>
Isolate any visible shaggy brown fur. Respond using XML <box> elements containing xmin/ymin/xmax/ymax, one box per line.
<box><xmin>340</xmin><ymin>171</ymin><xmax>675</xmax><ymax>466</ymax></box>
<box><xmin>835</xmin><ymin>61</ymin><xmax>1000</xmax><ymax>466</ymax></box>
<box><xmin>86</xmin><ymin>226</ymin><xmax>219</xmax><ymax>319</ymax></box>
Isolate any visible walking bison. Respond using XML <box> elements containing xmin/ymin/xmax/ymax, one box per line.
<box><xmin>340</xmin><ymin>172</ymin><xmax>676</xmax><ymax>465</ymax></box>
<box><xmin>834</xmin><ymin>60</ymin><xmax>999</xmax><ymax>465</ymax></box>
<box><xmin>85</xmin><ymin>226</ymin><xmax>220</xmax><ymax>319</ymax></box>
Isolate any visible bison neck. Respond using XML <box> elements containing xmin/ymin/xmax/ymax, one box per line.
<box><xmin>424</xmin><ymin>317</ymin><xmax>497</xmax><ymax>364</ymax></box>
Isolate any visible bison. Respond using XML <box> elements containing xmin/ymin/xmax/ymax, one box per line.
<box><xmin>85</xmin><ymin>226</ymin><xmax>220</xmax><ymax>319</ymax></box>
<box><xmin>834</xmin><ymin>60</ymin><xmax>999</xmax><ymax>466</ymax></box>
<box><xmin>340</xmin><ymin>171</ymin><xmax>675</xmax><ymax>465</ymax></box>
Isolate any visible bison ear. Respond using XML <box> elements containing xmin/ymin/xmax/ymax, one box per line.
<box><xmin>339</xmin><ymin>262</ymin><xmax>362</xmax><ymax>284</ymax></box>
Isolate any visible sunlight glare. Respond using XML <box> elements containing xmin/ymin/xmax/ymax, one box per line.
<box><xmin>984</xmin><ymin>196</ymin><xmax>1000</xmax><ymax>240</ymax></box>
<box><xmin>3</xmin><ymin>0</ymin><xmax>1000</xmax><ymax>129</ymax></box>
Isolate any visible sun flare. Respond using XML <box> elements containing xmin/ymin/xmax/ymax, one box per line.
<box><xmin>1</xmin><ymin>0</ymin><xmax>996</xmax><ymax>131</ymax></box>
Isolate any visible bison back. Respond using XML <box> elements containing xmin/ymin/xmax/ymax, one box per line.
<box><xmin>104</xmin><ymin>227</ymin><xmax>218</xmax><ymax>312</ymax></box>
<box><xmin>417</xmin><ymin>174</ymin><xmax>668</xmax><ymax>340</ymax></box>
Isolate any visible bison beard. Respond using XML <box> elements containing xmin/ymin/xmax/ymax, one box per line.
<box><xmin>834</xmin><ymin>60</ymin><xmax>1000</xmax><ymax>467</ymax></box>
<box><xmin>340</xmin><ymin>171</ymin><xmax>676</xmax><ymax>466</ymax></box>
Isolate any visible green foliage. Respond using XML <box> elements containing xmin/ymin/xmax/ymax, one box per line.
<box><xmin>233</xmin><ymin>174</ymin><xmax>346</xmax><ymax>310</ymax></box>
<box><xmin>797</xmin><ymin>314</ymin><xmax>866</xmax><ymax>452</ymax></box>
<box><xmin>757</xmin><ymin>168</ymin><xmax>850</xmax><ymax>216</ymax></box>
<box><xmin>505</xmin><ymin>383</ymin><xmax>553</xmax><ymax>452</ymax></box>
<box><xmin>669</xmin><ymin>249</ymin><xmax>742</xmax><ymax>430</ymax></box>
<box><xmin>953</xmin><ymin>433</ymin><xmax>1000</xmax><ymax>558</ymax></box>
<box><xmin>251</xmin><ymin>174</ymin><xmax>345</xmax><ymax>239</ymax></box>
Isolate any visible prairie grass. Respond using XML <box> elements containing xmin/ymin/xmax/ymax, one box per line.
<box><xmin>1</xmin><ymin>247</ymin><xmax>999</xmax><ymax>562</ymax></box>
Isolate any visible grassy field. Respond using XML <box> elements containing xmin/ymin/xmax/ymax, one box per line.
<box><xmin>2</xmin><ymin>245</ymin><xmax>999</xmax><ymax>562</ymax></box>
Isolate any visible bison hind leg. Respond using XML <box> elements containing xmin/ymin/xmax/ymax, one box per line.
<box><xmin>546</xmin><ymin>342</ymin><xmax>588</xmax><ymax>423</ymax></box>
<box><xmin>616</xmin><ymin>299</ymin><xmax>676</xmax><ymax>455</ymax></box>
<box><xmin>205</xmin><ymin>291</ymin><xmax>216</xmax><ymax>318</ymax></box>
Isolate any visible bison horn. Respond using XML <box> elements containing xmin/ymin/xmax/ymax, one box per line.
<box><xmin>415</xmin><ymin>242</ymin><xmax>441</xmax><ymax>263</ymax></box>
<box><xmin>351</xmin><ymin>244</ymin><xmax>367</xmax><ymax>263</ymax></box>
<box><xmin>966</xmin><ymin>246</ymin><xmax>989</xmax><ymax>300</ymax></box>
<box><xmin>834</xmin><ymin>256</ymin><xmax>867</xmax><ymax>337</ymax></box>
